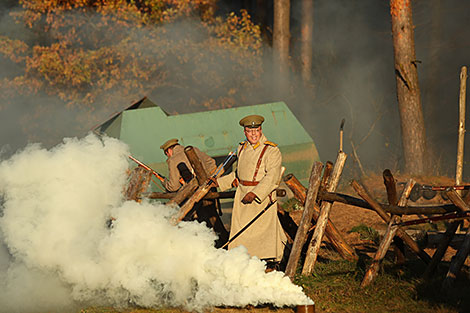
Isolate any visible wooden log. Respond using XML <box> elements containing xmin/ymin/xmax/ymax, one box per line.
<box><xmin>320</xmin><ymin>161</ymin><xmax>334</xmax><ymax>193</ymax></box>
<box><xmin>383</xmin><ymin>169</ymin><xmax>398</xmax><ymax>206</ymax></box>
<box><xmin>147</xmin><ymin>189</ymin><xmax>286</xmax><ymax>200</ymax></box>
<box><xmin>302</xmin><ymin>151</ymin><xmax>348</xmax><ymax>275</ymax></box>
<box><xmin>320</xmin><ymin>191</ymin><xmax>459</xmax><ymax>215</ymax></box>
<box><xmin>165</xmin><ymin>179</ymin><xmax>199</xmax><ymax>206</ymax></box>
<box><xmin>424</xmin><ymin>221</ymin><xmax>460</xmax><ymax>279</ymax></box>
<box><xmin>172</xmin><ymin>154</ymin><xmax>237</xmax><ymax>223</ymax></box>
<box><xmin>184</xmin><ymin>146</ymin><xmax>208</xmax><ymax>185</ymax></box>
<box><xmin>285</xmin><ymin>162</ymin><xmax>324</xmax><ymax>279</ymax></box>
<box><xmin>351</xmin><ymin>180</ymin><xmax>432</xmax><ymax>264</ymax></box>
<box><xmin>383</xmin><ymin>169</ymin><xmax>405</xmax><ymax>264</ymax></box>
<box><xmin>361</xmin><ymin>179</ymin><xmax>415</xmax><ymax>287</ymax></box>
<box><xmin>284</xmin><ymin>173</ymin><xmax>357</xmax><ymax>261</ymax></box>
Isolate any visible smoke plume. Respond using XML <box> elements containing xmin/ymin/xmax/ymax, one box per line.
<box><xmin>0</xmin><ymin>134</ymin><xmax>312</xmax><ymax>313</ymax></box>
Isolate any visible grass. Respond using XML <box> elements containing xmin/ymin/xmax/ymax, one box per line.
<box><xmin>294</xmin><ymin>258</ymin><xmax>469</xmax><ymax>313</ymax></box>
<box><xmin>349</xmin><ymin>223</ymin><xmax>381</xmax><ymax>245</ymax></box>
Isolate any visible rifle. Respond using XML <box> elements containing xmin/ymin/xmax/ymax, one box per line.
<box><xmin>128</xmin><ymin>155</ymin><xmax>166</xmax><ymax>183</ymax></box>
<box><xmin>221</xmin><ymin>200</ymin><xmax>277</xmax><ymax>249</ymax></box>
<box><xmin>172</xmin><ymin>151</ymin><xmax>237</xmax><ymax>224</ymax></box>
<box><xmin>421</xmin><ymin>184</ymin><xmax>470</xmax><ymax>191</ymax></box>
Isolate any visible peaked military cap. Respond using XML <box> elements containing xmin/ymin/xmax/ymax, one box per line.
<box><xmin>160</xmin><ymin>138</ymin><xmax>179</xmax><ymax>151</ymax></box>
<box><xmin>239</xmin><ymin>115</ymin><xmax>264</xmax><ymax>128</ymax></box>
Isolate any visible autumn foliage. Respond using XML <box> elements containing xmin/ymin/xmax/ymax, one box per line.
<box><xmin>0</xmin><ymin>0</ymin><xmax>263</xmax><ymax>117</ymax></box>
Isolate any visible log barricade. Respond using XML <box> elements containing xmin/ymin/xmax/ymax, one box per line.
<box><xmin>283</xmin><ymin>173</ymin><xmax>357</xmax><ymax>263</ymax></box>
<box><xmin>351</xmin><ymin>180</ymin><xmax>432</xmax><ymax>264</ymax></box>
<box><xmin>424</xmin><ymin>188</ymin><xmax>467</xmax><ymax>278</ymax></box>
<box><xmin>125</xmin><ymin>167</ymin><xmax>152</xmax><ymax>201</ymax></box>
<box><xmin>361</xmin><ymin>177</ymin><xmax>415</xmax><ymax>287</ymax></box>
<box><xmin>285</xmin><ymin>162</ymin><xmax>324</xmax><ymax>279</ymax></box>
<box><xmin>383</xmin><ymin>169</ymin><xmax>405</xmax><ymax>264</ymax></box>
<box><xmin>302</xmin><ymin>151</ymin><xmax>348</xmax><ymax>275</ymax></box>
<box><xmin>441</xmin><ymin>189</ymin><xmax>470</xmax><ymax>290</ymax></box>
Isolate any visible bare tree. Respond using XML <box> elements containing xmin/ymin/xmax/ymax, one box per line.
<box><xmin>390</xmin><ymin>0</ymin><xmax>427</xmax><ymax>174</ymax></box>
<box><xmin>300</xmin><ymin>0</ymin><xmax>314</xmax><ymax>84</ymax></box>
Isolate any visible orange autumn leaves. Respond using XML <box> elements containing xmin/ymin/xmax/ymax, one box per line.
<box><xmin>1</xmin><ymin>0</ymin><xmax>263</xmax><ymax>111</ymax></box>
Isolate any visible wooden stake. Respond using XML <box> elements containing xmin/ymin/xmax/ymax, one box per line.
<box><xmin>456</xmin><ymin>66</ymin><xmax>467</xmax><ymax>191</ymax></box>
<box><xmin>302</xmin><ymin>151</ymin><xmax>348</xmax><ymax>275</ymax></box>
<box><xmin>184</xmin><ymin>146</ymin><xmax>208</xmax><ymax>185</ymax></box>
<box><xmin>361</xmin><ymin>179</ymin><xmax>415</xmax><ymax>287</ymax></box>
<box><xmin>285</xmin><ymin>162</ymin><xmax>324</xmax><ymax>279</ymax></box>
<box><xmin>382</xmin><ymin>169</ymin><xmax>405</xmax><ymax>264</ymax></box>
<box><xmin>351</xmin><ymin>180</ymin><xmax>431</xmax><ymax>264</ymax></box>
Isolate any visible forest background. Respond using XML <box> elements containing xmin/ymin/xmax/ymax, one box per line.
<box><xmin>1</xmin><ymin>0</ymin><xmax>469</xmax><ymax>180</ymax></box>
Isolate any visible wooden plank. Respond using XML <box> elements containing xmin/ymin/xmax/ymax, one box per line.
<box><xmin>285</xmin><ymin>162</ymin><xmax>324</xmax><ymax>279</ymax></box>
<box><xmin>302</xmin><ymin>151</ymin><xmax>348</xmax><ymax>275</ymax></box>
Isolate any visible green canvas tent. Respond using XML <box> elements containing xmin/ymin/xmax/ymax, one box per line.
<box><xmin>94</xmin><ymin>97</ymin><xmax>320</xmax><ymax>185</ymax></box>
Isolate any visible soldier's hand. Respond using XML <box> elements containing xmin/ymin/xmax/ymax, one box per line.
<box><xmin>242</xmin><ymin>192</ymin><xmax>257</xmax><ymax>204</ymax></box>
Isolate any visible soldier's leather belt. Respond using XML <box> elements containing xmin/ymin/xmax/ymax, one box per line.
<box><xmin>239</xmin><ymin>179</ymin><xmax>259</xmax><ymax>186</ymax></box>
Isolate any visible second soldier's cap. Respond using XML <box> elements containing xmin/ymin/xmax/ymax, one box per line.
<box><xmin>239</xmin><ymin>115</ymin><xmax>265</xmax><ymax>128</ymax></box>
<box><xmin>160</xmin><ymin>138</ymin><xmax>179</xmax><ymax>151</ymax></box>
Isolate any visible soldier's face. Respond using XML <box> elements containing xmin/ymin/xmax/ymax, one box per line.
<box><xmin>244</xmin><ymin>126</ymin><xmax>262</xmax><ymax>145</ymax></box>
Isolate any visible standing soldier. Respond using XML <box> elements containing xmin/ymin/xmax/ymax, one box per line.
<box><xmin>215</xmin><ymin>115</ymin><xmax>287</xmax><ymax>269</ymax></box>
<box><xmin>160</xmin><ymin>138</ymin><xmax>229</xmax><ymax>247</ymax></box>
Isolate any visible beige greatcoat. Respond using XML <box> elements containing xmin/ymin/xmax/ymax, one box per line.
<box><xmin>163</xmin><ymin>145</ymin><xmax>216</xmax><ymax>192</ymax></box>
<box><xmin>218</xmin><ymin>134</ymin><xmax>287</xmax><ymax>261</ymax></box>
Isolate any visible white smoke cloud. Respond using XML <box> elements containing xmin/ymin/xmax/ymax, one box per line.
<box><xmin>0</xmin><ymin>133</ymin><xmax>312</xmax><ymax>312</ymax></box>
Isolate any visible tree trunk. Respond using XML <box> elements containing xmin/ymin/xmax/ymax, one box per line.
<box><xmin>390</xmin><ymin>0</ymin><xmax>427</xmax><ymax>174</ymax></box>
<box><xmin>300</xmin><ymin>0</ymin><xmax>313</xmax><ymax>84</ymax></box>
<box><xmin>273</xmin><ymin>0</ymin><xmax>291</xmax><ymax>93</ymax></box>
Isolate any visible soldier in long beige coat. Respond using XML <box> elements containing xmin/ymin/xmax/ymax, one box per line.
<box><xmin>216</xmin><ymin>115</ymin><xmax>287</xmax><ymax>264</ymax></box>
<box><xmin>160</xmin><ymin>138</ymin><xmax>229</xmax><ymax>247</ymax></box>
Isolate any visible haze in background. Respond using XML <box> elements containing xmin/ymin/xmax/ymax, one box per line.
<box><xmin>0</xmin><ymin>134</ymin><xmax>312</xmax><ymax>313</ymax></box>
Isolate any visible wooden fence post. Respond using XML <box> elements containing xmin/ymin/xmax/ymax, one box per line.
<box><xmin>285</xmin><ymin>162</ymin><xmax>324</xmax><ymax>279</ymax></box>
<box><xmin>302</xmin><ymin>151</ymin><xmax>348</xmax><ymax>275</ymax></box>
